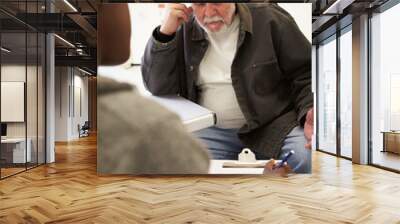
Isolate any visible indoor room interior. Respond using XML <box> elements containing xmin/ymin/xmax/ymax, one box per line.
<box><xmin>0</xmin><ymin>0</ymin><xmax>399</xmax><ymax>223</ymax></box>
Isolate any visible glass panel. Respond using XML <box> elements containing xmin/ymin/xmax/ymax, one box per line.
<box><xmin>317</xmin><ymin>36</ymin><xmax>337</xmax><ymax>154</ymax></box>
<box><xmin>339</xmin><ymin>28</ymin><xmax>352</xmax><ymax>158</ymax></box>
<box><xmin>1</xmin><ymin>31</ymin><xmax>27</xmax><ymax>177</ymax></box>
<box><xmin>0</xmin><ymin>1</ymin><xmax>46</xmax><ymax>178</ymax></box>
<box><xmin>371</xmin><ymin>3</ymin><xmax>400</xmax><ymax>171</ymax></box>
<box><xmin>38</xmin><ymin>32</ymin><xmax>45</xmax><ymax>165</ymax></box>
<box><xmin>27</xmin><ymin>31</ymin><xmax>38</xmax><ymax>169</ymax></box>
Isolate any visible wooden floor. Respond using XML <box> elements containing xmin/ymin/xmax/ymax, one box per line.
<box><xmin>1</xmin><ymin>167</ymin><xmax>26</xmax><ymax>178</ymax></box>
<box><xmin>0</xmin><ymin>135</ymin><xmax>400</xmax><ymax>224</ymax></box>
<box><xmin>1</xmin><ymin>163</ymin><xmax>46</xmax><ymax>178</ymax></box>
<box><xmin>372</xmin><ymin>150</ymin><xmax>400</xmax><ymax>171</ymax></box>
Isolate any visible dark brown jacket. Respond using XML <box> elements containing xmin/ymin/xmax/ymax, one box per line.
<box><xmin>141</xmin><ymin>3</ymin><xmax>312</xmax><ymax>158</ymax></box>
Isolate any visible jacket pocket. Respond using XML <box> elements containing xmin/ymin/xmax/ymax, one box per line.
<box><xmin>243</xmin><ymin>59</ymin><xmax>283</xmax><ymax>96</ymax></box>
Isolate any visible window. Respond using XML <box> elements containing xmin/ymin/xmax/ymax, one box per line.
<box><xmin>370</xmin><ymin>2</ymin><xmax>400</xmax><ymax>171</ymax></box>
<box><xmin>339</xmin><ymin>27</ymin><xmax>352</xmax><ymax>158</ymax></box>
<box><xmin>317</xmin><ymin>35</ymin><xmax>337</xmax><ymax>154</ymax></box>
<box><xmin>0</xmin><ymin>1</ymin><xmax>47</xmax><ymax>179</ymax></box>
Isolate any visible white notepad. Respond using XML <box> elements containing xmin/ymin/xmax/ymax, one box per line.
<box><xmin>149</xmin><ymin>95</ymin><xmax>216</xmax><ymax>132</ymax></box>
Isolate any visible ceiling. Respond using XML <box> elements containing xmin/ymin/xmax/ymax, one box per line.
<box><xmin>310</xmin><ymin>0</ymin><xmax>391</xmax><ymax>43</ymax></box>
<box><xmin>0</xmin><ymin>0</ymin><xmax>97</xmax><ymax>74</ymax></box>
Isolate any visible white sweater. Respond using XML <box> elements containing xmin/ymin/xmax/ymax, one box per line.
<box><xmin>197</xmin><ymin>16</ymin><xmax>246</xmax><ymax>129</ymax></box>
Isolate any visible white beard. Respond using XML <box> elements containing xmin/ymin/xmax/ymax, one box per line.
<box><xmin>196</xmin><ymin>17</ymin><xmax>231</xmax><ymax>35</ymax></box>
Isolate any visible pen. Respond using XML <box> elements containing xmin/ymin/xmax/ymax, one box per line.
<box><xmin>274</xmin><ymin>150</ymin><xmax>295</xmax><ymax>169</ymax></box>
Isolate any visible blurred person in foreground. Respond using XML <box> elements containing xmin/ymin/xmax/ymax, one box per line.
<box><xmin>142</xmin><ymin>3</ymin><xmax>313</xmax><ymax>173</ymax></box>
<box><xmin>98</xmin><ymin>4</ymin><xmax>210</xmax><ymax>174</ymax></box>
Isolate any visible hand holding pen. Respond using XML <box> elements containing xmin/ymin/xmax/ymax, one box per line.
<box><xmin>263</xmin><ymin>150</ymin><xmax>294</xmax><ymax>177</ymax></box>
<box><xmin>274</xmin><ymin>150</ymin><xmax>294</xmax><ymax>169</ymax></box>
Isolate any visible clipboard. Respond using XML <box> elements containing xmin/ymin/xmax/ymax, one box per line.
<box><xmin>222</xmin><ymin>161</ymin><xmax>268</xmax><ymax>168</ymax></box>
<box><xmin>221</xmin><ymin>148</ymin><xmax>277</xmax><ymax>168</ymax></box>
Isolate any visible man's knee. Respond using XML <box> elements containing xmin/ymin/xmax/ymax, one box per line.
<box><xmin>280</xmin><ymin>126</ymin><xmax>311</xmax><ymax>173</ymax></box>
<box><xmin>286</xmin><ymin>148</ymin><xmax>311</xmax><ymax>173</ymax></box>
<box><xmin>194</xmin><ymin>127</ymin><xmax>244</xmax><ymax>160</ymax></box>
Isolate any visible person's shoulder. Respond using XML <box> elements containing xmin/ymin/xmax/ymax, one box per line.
<box><xmin>245</xmin><ymin>3</ymin><xmax>295</xmax><ymax>24</ymax></box>
<box><xmin>98</xmin><ymin>76</ymin><xmax>133</xmax><ymax>95</ymax></box>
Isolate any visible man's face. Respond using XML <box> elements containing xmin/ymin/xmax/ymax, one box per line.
<box><xmin>192</xmin><ymin>3</ymin><xmax>236</xmax><ymax>33</ymax></box>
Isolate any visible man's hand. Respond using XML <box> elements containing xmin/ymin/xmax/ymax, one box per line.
<box><xmin>304</xmin><ymin>108</ymin><xmax>314</xmax><ymax>149</ymax></box>
<box><xmin>263</xmin><ymin>159</ymin><xmax>292</xmax><ymax>177</ymax></box>
<box><xmin>160</xmin><ymin>4</ymin><xmax>193</xmax><ymax>36</ymax></box>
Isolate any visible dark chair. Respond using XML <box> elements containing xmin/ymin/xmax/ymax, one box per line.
<box><xmin>79</xmin><ymin>121</ymin><xmax>90</xmax><ymax>138</ymax></box>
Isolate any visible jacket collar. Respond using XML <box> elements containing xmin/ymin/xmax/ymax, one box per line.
<box><xmin>191</xmin><ymin>3</ymin><xmax>253</xmax><ymax>41</ymax></box>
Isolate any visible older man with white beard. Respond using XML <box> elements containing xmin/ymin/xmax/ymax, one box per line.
<box><xmin>142</xmin><ymin>3</ymin><xmax>313</xmax><ymax>173</ymax></box>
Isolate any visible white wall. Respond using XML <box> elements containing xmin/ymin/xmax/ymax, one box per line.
<box><xmin>1</xmin><ymin>65</ymin><xmax>26</xmax><ymax>81</ymax></box>
<box><xmin>72</xmin><ymin>74</ymin><xmax>89</xmax><ymax>138</ymax></box>
<box><xmin>1</xmin><ymin>63</ymin><xmax>46</xmax><ymax>164</ymax></box>
<box><xmin>279</xmin><ymin>3</ymin><xmax>311</xmax><ymax>42</ymax></box>
<box><xmin>55</xmin><ymin>66</ymin><xmax>69</xmax><ymax>141</ymax></box>
<box><xmin>129</xmin><ymin>3</ymin><xmax>163</xmax><ymax>65</ymax></box>
<box><xmin>1</xmin><ymin>65</ymin><xmax>33</xmax><ymax>138</ymax></box>
<box><xmin>55</xmin><ymin>67</ymin><xmax>89</xmax><ymax>141</ymax></box>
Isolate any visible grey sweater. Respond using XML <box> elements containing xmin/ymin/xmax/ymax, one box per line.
<box><xmin>97</xmin><ymin>77</ymin><xmax>210</xmax><ymax>174</ymax></box>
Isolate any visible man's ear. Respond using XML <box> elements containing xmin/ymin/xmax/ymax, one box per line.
<box><xmin>98</xmin><ymin>4</ymin><xmax>131</xmax><ymax>66</ymax></box>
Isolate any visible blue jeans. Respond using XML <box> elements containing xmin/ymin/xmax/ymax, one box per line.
<box><xmin>194</xmin><ymin>126</ymin><xmax>311</xmax><ymax>173</ymax></box>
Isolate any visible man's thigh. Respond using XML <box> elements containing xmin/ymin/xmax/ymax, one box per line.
<box><xmin>194</xmin><ymin>127</ymin><xmax>244</xmax><ymax>160</ymax></box>
<box><xmin>279</xmin><ymin>126</ymin><xmax>311</xmax><ymax>173</ymax></box>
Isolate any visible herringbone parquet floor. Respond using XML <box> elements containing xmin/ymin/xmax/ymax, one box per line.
<box><xmin>1</xmin><ymin>134</ymin><xmax>400</xmax><ymax>224</ymax></box>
